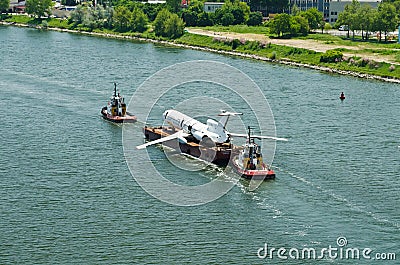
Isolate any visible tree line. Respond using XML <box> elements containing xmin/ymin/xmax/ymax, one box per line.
<box><xmin>182</xmin><ymin>0</ymin><xmax>262</xmax><ymax>27</ymax></box>
<box><xmin>335</xmin><ymin>0</ymin><xmax>399</xmax><ymax>42</ymax></box>
<box><xmin>1</xmin><ymin>0</ymin><xmax>399</xmax><ymax>41</ymax></box>
<box><xmin>69</xmin><ymin>3</ymin><xmax>185</xmax><ymax>38</ymax></box>
<box><xmin>268</xmin><ymin>7</ymin><xmax>323</xmax><ymax>37</ymax></box>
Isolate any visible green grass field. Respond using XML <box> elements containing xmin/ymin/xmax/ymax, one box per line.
<box><xmin>176</xmin><ymin>33</ymin><xmax>400</xmax><ymax>79</ymax></box>
<box><xmin>196</xmin><ymin>25</ymin><xmax>270</xmax><ymax>35</ymax></box>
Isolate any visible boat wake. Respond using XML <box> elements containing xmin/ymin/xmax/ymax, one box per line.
<box><xmin>273</xmin><ymin>165</ymin><xmax>400</xmax><ymax>230</ymax></box>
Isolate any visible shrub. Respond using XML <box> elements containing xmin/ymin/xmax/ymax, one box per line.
<box><xmin>356</xmin><ymin>58</ymin><xmax>369</xmax><ymax>67</ymax></box>
<box><xmin>220</xmin><ymin>12</ymin><xmax>234</xmax><ymax>26</ymax></box>
<box><xmin>41</xmin><ymin>20</ymin><xmax>48</xmax><ymax>29</ymax></box>
<box><xmin>368</xmin><ymin>61</ymin><xmax>380</xmax><ymax>69</ymax></box>
<box><xmin>246</xmin><ymin>40</ymin><xmax>260</xmax><ymax>50</ymax></box>
<box><xmin>154</xmin><ymin>8</ymin><xmax>185</xmax><ymax>38</ymax></box>
<box><xmin>270</xmin><ymin>51</ymin><xmax>277</xmax><ymax>60</ymax></box>
<box><xmin>231</xmin><ymin>38</ymin><xmax>241</xmax><ymax>49</ymax></box>
<box><xmin>324</xmin><ymin>23</ymin><xmax>332</xmax><ymax>30</ymax></box>
<box><xmin>259</xmin><ymin>40</ymin><xmax>267</xmax><ymax>48</ymax></box>
<box><xmin>247</xmin><ymin>12</ymin><xmax>262</xmax><ymax>26</ymax></box>
<box><xmin>389</xmin><ymin>65</ymin><xmax>395</xmax><ymax>72</ymax></box>
<box><xmin>320</xmin><ymin>50</ymin><xmax>343</xmax><ymax>63</ymax></box>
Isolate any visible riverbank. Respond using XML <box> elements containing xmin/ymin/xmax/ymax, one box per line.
<box><xmin>187</xmin><ymin>28</ymin><xmax>400</xmax><ymax>65</ymax></box>
<box><xmin>2</xmin><ymin>21</ymin><xmax>400</xmax><ymax>84</ymax></box>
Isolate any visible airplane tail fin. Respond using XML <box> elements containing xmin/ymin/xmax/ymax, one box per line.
<box><xmin>218</xmin><ymin>110</ymin><xmax>243</xmax><ymax>128</ymax></box>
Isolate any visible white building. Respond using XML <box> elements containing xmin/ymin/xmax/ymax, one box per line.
<box><xmin>329</xmin><ymin>0</ymin><xmax>381</xmax><ymax>24</ymax></box>
<box><xmin>204</xmin><ymin>2</ymin><xmax>224</xmax><ymax>13</ymax></box>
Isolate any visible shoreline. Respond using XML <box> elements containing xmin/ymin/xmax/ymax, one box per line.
<box><xmin>2</xmin><ymin>21</ymin><xmax>400</xmax><ymax>84</ymax></box>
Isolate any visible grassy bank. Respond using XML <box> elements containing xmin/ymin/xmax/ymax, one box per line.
<box><xmin>176</xmin><ymin>33</ymin><xmax>400</xmax><ymax>79</ymax></box>
<box><xmin>200</xmin><ymin>25</ymin><xmax>270</xmax><ymax>35</ymax></box>
<box><xmin>3</xmin><ymin>15</ymin><xmax>400</xmax><ymax>81</ymax></box>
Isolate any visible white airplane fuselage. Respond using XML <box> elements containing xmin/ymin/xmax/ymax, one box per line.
<box><xmin>163</xmin><ymin>110</ymin><xmax>229</xmax><ymax>144</ymax></box>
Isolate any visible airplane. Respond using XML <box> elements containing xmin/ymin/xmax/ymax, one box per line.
<box><xmin>136</xmin><ymin>109</ymin><xmax>287</xmax><ymax>150</ymax></box>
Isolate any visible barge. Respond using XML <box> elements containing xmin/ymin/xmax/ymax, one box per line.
<box><xmin>143</xmin><ymin>126</ymin><xmax>237</xmax><ymax>167</ymax></box>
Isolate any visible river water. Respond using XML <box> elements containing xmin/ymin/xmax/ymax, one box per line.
<box><xmin>1</xmin><ymin>26</ymin><xmax>399</xmax><ymax>264</ymax></box>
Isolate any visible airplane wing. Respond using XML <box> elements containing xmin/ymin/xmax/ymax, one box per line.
<box><xmin>136</xmin><ymin>130</ymin><xmax>188</xmax><ymax>150</ymax></box>
<box><xmin>228</xmin><ymin>132</ymin><xmax>288</xmax><ymax>142</ymax></box>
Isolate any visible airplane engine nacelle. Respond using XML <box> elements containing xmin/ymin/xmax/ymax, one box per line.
<box><xmin>206</xmin><ymin>119</ymin><xmax>219</xmax><ymax>133</ymax></box>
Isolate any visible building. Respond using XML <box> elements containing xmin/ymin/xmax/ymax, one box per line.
<box><xmin>204</xmin><ymin>2</ymin><xmax>224</xmax><ymax>13</ymax></box>
<box><xmin>328</xmin><ymin>0</ymin><xmax>381</xmax><ymax>24</ymax></box>
<box><xmin>289</xmin><ymin>0</ymin><xmax>330</xmax><ymax>22</ymax></box>
<box><xmin>9</xmin><ymin>0</ymin><xmax>26</xmax><ymax>13</ymax></box>
<box><xmin>289</xmin><ymin>0</ymin><xmax>382</xmax><ymax>24</ymax></box>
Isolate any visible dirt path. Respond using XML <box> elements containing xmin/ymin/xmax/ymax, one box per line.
<box><xmin>186</xmin><ymin>28</ymin><xmax>398</xmax><ymax>65</ymax></box>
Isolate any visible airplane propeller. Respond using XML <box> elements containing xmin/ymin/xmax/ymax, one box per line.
<box><xmin>228</xmin><ymin>126</ymin><xmax>288</xmax><ymax>142</ymax></box>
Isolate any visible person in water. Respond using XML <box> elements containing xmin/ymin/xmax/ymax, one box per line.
<box><xmin>340</xmin><ymin>92</ymin><xmax>345</xmax><ymax>100</ymax></box>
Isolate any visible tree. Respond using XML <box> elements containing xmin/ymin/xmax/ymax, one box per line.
<box><xmin>104</xmin><ymin>6</ymin><xmax>114</xmax><ymax>29</ymax></box>
<box><xmin>166</xmin><ymin>0</ymin><xmax>180</xmax><ymax>13</ymax></box>
<box><xmin>393</xmin><ymin>1</ymin><xmax>400</xmax><ymax>13</ymax></box>
<box><xmin>300</xmin><ymin>8</ymin><xmax>323</xmax><ymax>32</ymax></box>
<box><xmin>247</xmin><ymin>11</ymin><xmax>262</xmax><ymax>26</ymax></box>
<box><xmin>236</xmin><ymin>1</ymin><xmax>250</xmax><ymax>23</ymax></box>
<box><xmin>113</xmin><ymin>5</ymin><xmax>131</xmax><ymax>32</ymax></box>
<box><xmin>290</xmin><ymin>4</ymin><xmax>300</xmax><ymax>16</ymax></box>
<box><xmin>164</xmin><ymin>13</ymin><xmax>184</xmax><ymax>38</ymax></box>
<box><xmin>25</xmin><ymin>0</ymin><xmax>54</xmax><ymax>18</ymax></box>
<box><xmin>141</xmin><ymin>3</ymin><xmax>163</xmax><ymax>22</ymax></box>
<box><xmin>214</xmin><ymin>4</ymin><xmax>229</xmax><ymax>25</ymax></box>
<box><xmin>231</xmin><ymin>5</ymin><xmax>245</xmax><ymax>25</ymax></box>
<box><xmin>197</xmin><ymin>12</ymin><xmax>213</xmax><ymax>26</ymax></box>
<box><xmin>187</xmin><ymin>0</ymin><xmax>203</xmax><ymax>13</ymax></box>
<box><xmin>269</xmin><ymin>13</ymin><xmax>291</xmax><ymax>36</ymax></box>
<box><xmin>131</xmin><ymin>7</ymin><xmax>148</xmax><ymax>32</ymax></box>
<box><xmin>70</xmin><ymin>5</ymin><xmax>85</xmax><ymax>24</ymax></box>
<box><xmin>214</xmin><ymin>0</ymin><xmax>250</xmax><ymax>25</ymax></box>
<box><xmin>375</xmin><ymin>2</ymin><xmax>397</xmax><ymax>42</ymax></box>
<box><xmin>0</xmin><ymin>0</ymin><xmax>10</xmax><ymax>14</ymax></box>
<box><xmin>153</xmin><ymin>8</ymin><xmax>170</xmax><ymax>36</ymax></box>
<box><xmin>357</xmin><ymin>4</ymin><xmax>376</xmax><ymax>40</ymax></box>
<box><xmin>220</xmin><ymin>12</ymin><xmax>234</xmax><ymax>26</ymax></box>
<box><xmin>154</xmin><ymin>8</ymin><xmax>185</xmax><ymax>38</ymax></box>
<box><xmin>335</xmin><ymin>0</ymin><xmax>361</xmax><ymax>39</ymax></box>
<box><xmin>319</xmin><ymin>20</ymin><xmax>326</xmax><ymax>34</ymax></box>
<box><xmin>82</xmin><ymin>7</ymin><xmax>97</xmax><ymax>30</ymax></box>
<box><xmin>84</xmin><ymin>6</ymin><xmax>106</xmax><ymax>29</ymax></box>
<box><xmin>182</xmin><ymin>0</ymin><xmax>208</xmax><ymax>26</ymax></box>
<box><xmin>182</xmin><ymin>9</ymin><xmax>198</xmax><ymax>26</ymax></box>
<box><xmin>290</xmin><ymin>15</ymin><xmax>309</xmax><ymax>36</ymax></box>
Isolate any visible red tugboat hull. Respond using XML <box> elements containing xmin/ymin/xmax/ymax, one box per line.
<box><xmin>143</xmin><ymin>126</ymin><xmax>235</xmax><ymax>167</ymax></box>
<box><xmin>101</xmin><ymin>107</ymin><xmax>137</xmax><ymax>123</ymax></box>
<box><xmin>232</xmin><ymin>156</ymin><xmax>275</xmax><ymax>180</ymax></box>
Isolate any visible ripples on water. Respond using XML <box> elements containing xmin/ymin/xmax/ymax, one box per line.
<box><xmin>0</xmin><ymin>26</ymin><xmax>399</xmax><ymax>264</ymax></box>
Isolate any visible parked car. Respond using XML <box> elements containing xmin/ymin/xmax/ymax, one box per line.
<box><xmin>338</xmin><ymin>25</ymin><xmax>349</xmax><ymax>31</ymax></box>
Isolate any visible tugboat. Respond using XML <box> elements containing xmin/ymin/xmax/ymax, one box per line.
<box><xmin>101</xmin><ymin>83</ymin><xmax>137</xmax><ymax>123</ymax></box>
<box><xmin>232</xmin><ymin>127</ymin><xmax>276</xmax><ymax>180</ymax></box>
